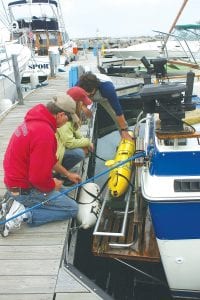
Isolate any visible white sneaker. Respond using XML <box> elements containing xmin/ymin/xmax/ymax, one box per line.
<box><xmin>2</xmin><ymin>200</ymin><xmax>26</xmax><ymax>237</ymax></box>
<box><xmin>0</xmin><ymin>194</ymin><xmax>14</xmax><ymax>235</ymax></box>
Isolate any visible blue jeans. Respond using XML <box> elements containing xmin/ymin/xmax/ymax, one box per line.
<box><xmin>62</xmin><ymin>148</ymin><xmax>85</xmax><ymax>169</ymax></box>
<box><xmin>8</xmin><ymin>187</ymin><xmax>78</xmax><ymax>227</ymax></box>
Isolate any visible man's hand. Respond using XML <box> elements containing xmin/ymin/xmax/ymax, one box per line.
<box><xmin>53</xmin><ymin>161</ymin><xmax>81</xmax><ymax>185</ymax></box>
<box><xmin>67</xmin><ymin>172</ymin><xmax>82</xmax><ymax>184</ymax></box>
<box><xmin>121</xmin><ymin>130</ymin><xmax>133</xmax><ymax>141</ymax></box>
<box><xmin>89</xmin><ymin>143</ymin><xmax>94</xmax><ymax>152</ymax></box>
<box><xmin>82</xmin><ymin>105</ymin><xmax>92</xmax><ymax>118</ymax></box>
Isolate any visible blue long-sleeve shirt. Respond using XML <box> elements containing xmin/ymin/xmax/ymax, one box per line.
<box><xmin>98</xmin><ymin>80</ymin><xmax>123</xmax><ymax>116</ymax></box>
<box><xmin>77</xmin><ymin>74</ymin><xmax>123</xmax><ymax>116</ymax></box>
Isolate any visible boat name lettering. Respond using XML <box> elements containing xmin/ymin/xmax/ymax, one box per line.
<box><xmin>31</xmin><ymin>64</ymin><xmax>49</xmax><ymax>69</ymax></box>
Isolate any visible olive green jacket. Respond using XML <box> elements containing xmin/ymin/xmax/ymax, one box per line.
<box><xmin>56</xmin><ymin>122</ymin><xmax>92</xmax><ymax>163</ymax></box>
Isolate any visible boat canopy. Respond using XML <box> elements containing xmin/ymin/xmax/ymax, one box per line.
<box><xmin>8</xmin><ymin>1</ymin><xmax>58</xmax><ymax>24</ymax></box>
<box><xmin>175</xmin><ymin>24</ymin><xmax>200</xmax><ymax>30</ymax></box>
<box><xmin>174</xmin><ymin>24</ymin><xmax>200</xmax><ymax>40</ymax></box>
<box><xmin>8</xmin><ymin>0</ymin><xmax>58</xmax><ymax>8</ymax></box>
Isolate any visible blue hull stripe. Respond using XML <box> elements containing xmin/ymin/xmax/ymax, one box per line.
<box><xmin>172</xmin><ymin>289</ymin><xmax>200</xmax><ymax>299</ymax></box>
<box><xmin>149</xmin><ymin>151</ymin><xmax>200</xmax><ymax>176</ymax></box>
<box><xmin>149</xmin><ymin>202</ymin><xmax>200</xmax><ymax>239</ymax></box>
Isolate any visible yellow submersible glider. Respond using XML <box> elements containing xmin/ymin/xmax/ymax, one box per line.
<box><xmin>105</xmin><ymin>132</ymin><xmax>135</xmax><ymax>197</ymax></box>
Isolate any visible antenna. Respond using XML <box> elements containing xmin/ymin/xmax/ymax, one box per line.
<box><xmin>56</xmin><ymin>0</ymin><xmax>69</xmax><ymax>43</ymax></box>
<box><xmin>162</xmin><ymin>0</ymin><xmax>189</xmax><ymax>50</ymax></box>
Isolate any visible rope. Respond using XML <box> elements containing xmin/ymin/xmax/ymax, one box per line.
<box><xmin>0</xmin><ymin>151</ymin><xmax>145</xmax><ymax>226</ymax></box>
<box><xmin>92</xmin><ymin>152</ymin><xmax>107</xmax><ymax>162</ymax></box>
<box><xmin>78</xmin><ymin>177</ymin><xmax>110</xmax><ymax>205</ymax></box>
<box><xmin>0</xmin><ymin>73</ymin><xmax>16</xmax><ymax>85</ymax></box>
<box><xmin>110</xmin><ymin>172</ymin><xmax>135</xmax><ymax>190</ymax></box>
<box><xmin>115</xmin><ymin>258</ymin><xmax>168</xmax><ymax>286</ymax></box>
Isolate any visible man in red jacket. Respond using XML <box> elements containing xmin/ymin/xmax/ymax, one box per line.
<box><xmin>1</xmin><ymin>93</ymin><xmax>81</xmax><ymax>237</ymax></box>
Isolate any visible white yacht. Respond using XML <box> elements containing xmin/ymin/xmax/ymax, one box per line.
<box><xmin>7</xmin><ymin>0</ymin><xmax>72</xmax><ymax>72</ymax></box>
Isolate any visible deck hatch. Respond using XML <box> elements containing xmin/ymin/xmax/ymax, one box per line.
<box><xmin>174</xmin><ymin>179</ymin><xmax>200</xmax><ymax>192</ymax></box>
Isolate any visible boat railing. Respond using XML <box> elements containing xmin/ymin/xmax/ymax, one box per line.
<box><xmin>18</xmin><ymin>33</ymin><xmax>29</xmax><ymax>47</ymax></box>
<box><xmin>93</xmin><ymin>171</ymin><xmax>135</xmax><ymax>241</ymax></box>
<box><xmin>0</xmin><ymin>44</ymin><xmax>12</xmax><ymax>72</ymax></box>
<box><xmin>153</xmin><ymin>30</ymin><xmax>199</xmax><ymax>65</ymax></box>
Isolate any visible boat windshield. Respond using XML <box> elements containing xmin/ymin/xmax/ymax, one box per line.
<box><xmin>9</xmin><ymin>3</ymin><xmax>57</xmax><ymax>21</ymax></box>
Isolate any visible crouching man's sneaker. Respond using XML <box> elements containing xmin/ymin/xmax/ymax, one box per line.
<box><xmin>1</xmin><ymin>199</ymin><xmax>27</xmax><ymax>237</ymax></box>
<box><xmin>0</xmin><ymin>193</ymin><xmax>14</xmax><ymax>235</ymax></box>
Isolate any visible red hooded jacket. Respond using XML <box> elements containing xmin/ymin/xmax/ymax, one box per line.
<box><xmin>4</xmin><ymin>104</ymin><xmax>58</xmax><ymax>193</ymax></box>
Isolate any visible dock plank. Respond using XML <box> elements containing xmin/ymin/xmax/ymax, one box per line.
<box><xmin>0</xmin><ymin>260</ymin><xmax>60</xmax><ymax>276</ymax></box>
<box><xmin>0</xmin><ymin>276</ymin><xmax>56</xmax><ymax>294</ymax></box>
<box><xmin>0</xmin><ymin>232</ymin><xmax>67</xmax><ymax>246</ymax></box>
<box><xmin>0</xmin><ymin>245</ymin><xmax>63</xmax><ymax>260</ymax></box>
<box><xmin>0</xmin><ymin>295</ymin><xmax>52</xmax><ymax>300</ymax></box>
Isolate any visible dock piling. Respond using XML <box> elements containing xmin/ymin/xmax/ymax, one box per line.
<box><xmin>12</xmin><ymin>54</ymin><xmax>24</xmax><ymax>104</ymax></box>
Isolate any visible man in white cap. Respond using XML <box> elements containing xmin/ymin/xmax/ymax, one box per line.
<box><xmin>1</xmin><ymin>93</ymin><xmax>81</xmax><ymax>237</ymax></box>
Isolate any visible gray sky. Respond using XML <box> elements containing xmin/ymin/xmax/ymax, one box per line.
<box><xmin>60</xmin><ymin>0</ymin><xmax>200</xmax><ymax>38</ymax></box>
<box><xmin>0</xmin><ymin>0</ymin><xmax>199</xmax><ymax>40</ymax></box>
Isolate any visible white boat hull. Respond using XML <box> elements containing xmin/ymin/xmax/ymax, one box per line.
<box><xmin>158</xmin><ymin>239</ymin><xmax>200</xmax><ymax>292</ymax></box>
<box><xmin>104</xmin><ymin>40</ymin><xmax>200</xmax><ymax>61</ymax></box>
<box><xmin>0</xmin><ymin>42</ymin><xmax>31</xmax><ymax>106</ymax></box>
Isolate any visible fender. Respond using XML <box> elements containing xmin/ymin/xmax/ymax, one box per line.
<box><xmin>77</xmin><ymin>182</ymin><xmax>101</xmax><ymax>229</ymax></box>
<box><xmin>11</xmin><ymin>21</ymin><xmax>19</xmax><ymax>32</ymax></box>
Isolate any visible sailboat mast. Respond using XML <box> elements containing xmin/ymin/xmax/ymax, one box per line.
<box><xmin>162</xmin><ymin>0</ymin><xmax>189</xmax><ymax>50</ymax></box>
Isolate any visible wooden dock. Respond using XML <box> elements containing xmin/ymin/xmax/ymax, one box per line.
<box><xmin>0</xmin><ymin>55</ymin><xmax>107</xmax><ymax>299</ymax></box>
